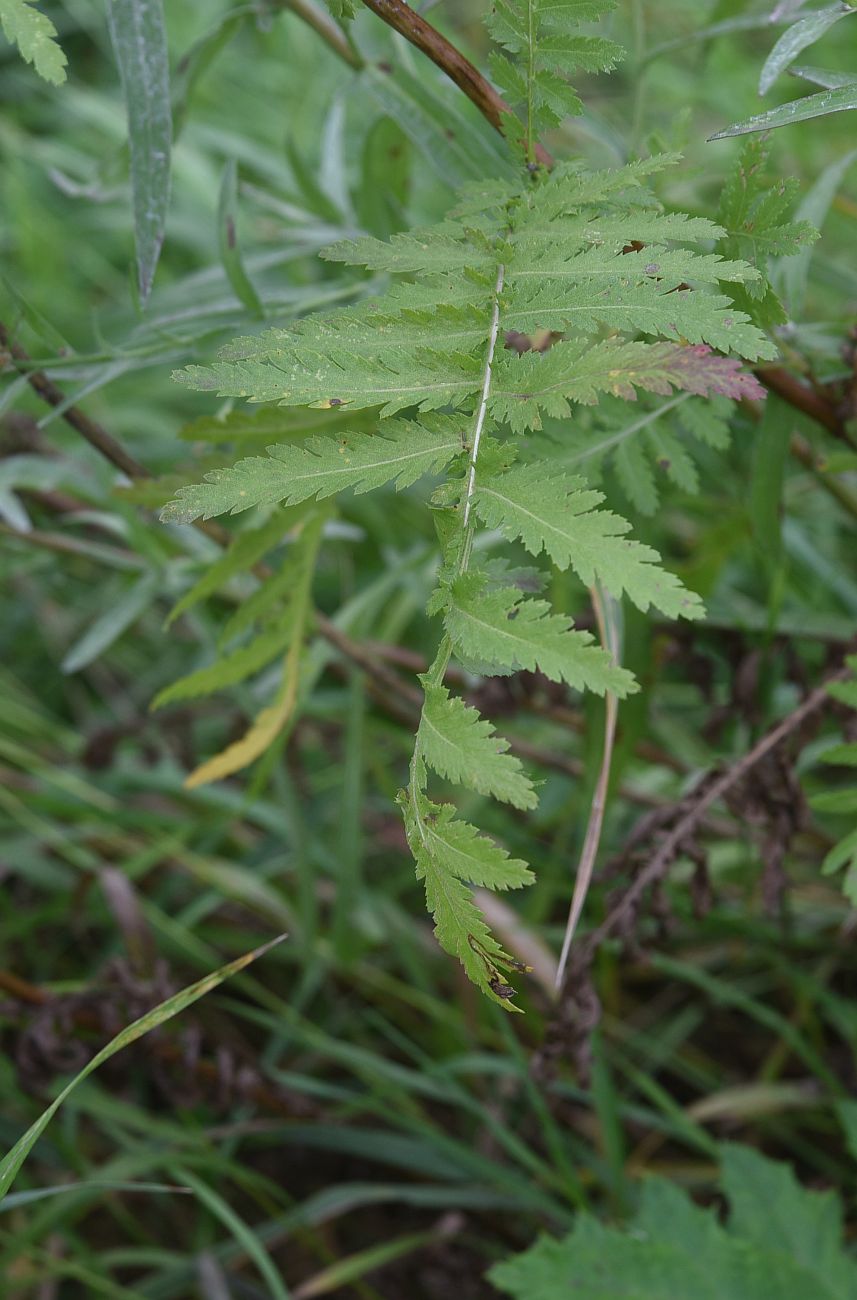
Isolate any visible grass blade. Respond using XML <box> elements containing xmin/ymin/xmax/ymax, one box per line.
<box><xmin>758</xmin><ymin>3</ymin><xmax>856</xmax><ymax>94</ymax></box>
<box><xmin>218</xmin><ymin>159</ymin><xmax>264</xmax><ymax>318</ymax></box>
<box><xmin>0</xmin><ymin>936</ymin><xmax>286</xmax><ymax>1202</ymax></box>
<box><xmin>174</xmin><ymin>1166</ymin><xmax>291</xmax><ymax>1300</ymax></box>
<box><xmin>107</xmin><ymin>0</ymin><xmax>172</xmax><ymax>301</ymax></box>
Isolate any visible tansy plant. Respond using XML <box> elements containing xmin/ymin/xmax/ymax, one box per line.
<box><xmin>160</xmin><ymin>0</ymin><xmax>787</xmax><ymax>1004</ymax></box>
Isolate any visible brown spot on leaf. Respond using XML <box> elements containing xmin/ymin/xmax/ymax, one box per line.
<box><xmin>489</xmin><ymin>978</ymin><xmax>516</xmax><ymax>1000</ymax></box>
<box><xmin>504</xmin><ymin>328</ymin><xmax>562</xmax><ymax>355</ymax></box>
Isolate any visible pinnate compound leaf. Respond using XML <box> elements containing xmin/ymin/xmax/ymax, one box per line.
<box><xmin>419</xmin><ymin>685</ymin><xmax>537</xmax><ymax>810</ymax></box>
<box><xmin>445</xmin><ymin>574</ymin><xmax>636</xmax><ymax>697</ymax></box>
<box><xmin>161</xmin><ymin>417</ymin><xmax>464</xmax><ymax>523</ymax></box>
<box><xmin>490</xmin><ymin>1144</ymin><xmax>857</xmax><ymax>1299</ymax></box>
<box><xmin>170</xmin><ymin>104</ymin><xmax>778</xmax><ymax>1002</ymax></box>
<box><xmin>472</xmin><ymin>465</ymin><xmax>703</xmax><ymax>619</ymax></box>
<box><xmin>487</xmin><ymin>0</ymin><xmax>622</xmax><ymax>152</ymax></box>
<box><xmin>0</xmin><ymin>0</ymin><xmax>66</xmax><ymax>83</ymax></box>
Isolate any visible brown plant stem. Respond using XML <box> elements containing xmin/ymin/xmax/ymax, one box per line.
<box><xmin>789</xmin><ymin>431</ymin><xmax>857</xmax><ymax>522</ymax></box>
<box><xmin>759</xmin><ymin>365</ymin><xmax>847</xmax><ymax>440</ymax></box>
<box><xmin>1</xmin><ymin>324</ymin><xmax>149</xmax><ymax>482</ymax></box>
<box><xmin>359</xmin><ymin>0</ymin><xmax>554</xmax><ymax>166</ymax></box>
<box><xmin>282</xmin><ymin>0</ymin><xmax>363</xmax><ymax>69</ymax></box>
<box><xmin>567</xmin><ymin>663</ymin><xmax>851</xmax><ymax>982</ymax></box>
<box><xmin>353</xmin><ymin>3</ymin><xmax>851</xmax><ymax>444</ymax></box>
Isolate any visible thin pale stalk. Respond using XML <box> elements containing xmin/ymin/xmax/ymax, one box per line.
<box><xmin>554</xmin><ymin>581</ymin><xmax>620</xmax><ymax>989</ymax></box>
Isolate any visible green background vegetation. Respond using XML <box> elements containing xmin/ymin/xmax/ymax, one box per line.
<box><xmin>1</xmin><ymin>0</ymin><xmax>856</xmax><ymax>1295</ymax></box>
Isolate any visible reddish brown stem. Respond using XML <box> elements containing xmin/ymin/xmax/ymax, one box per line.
<box><xmin>1</xmin><ymin>323</ymin><xmax>150</xmax><ymax>482</ymax></box>
<box><xmin>361</xmin><ymin>0</ymin><xmax>554</xmax><ymax>166</ymax></box>
<box><xmin>758</xmin><ymin>365</ymin><xmax>846</xmax><ymax>440</ymax></box>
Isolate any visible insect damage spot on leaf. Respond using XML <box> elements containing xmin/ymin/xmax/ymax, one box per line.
<box><xmin>489</xmin><ymin>978</ymin><xmax>516</xmax><ymax>1000</ymax></box>
<box><xmin>504</xmin><ymin>329</ymin><xmax>563</xmax><ymax>355</ymax></box>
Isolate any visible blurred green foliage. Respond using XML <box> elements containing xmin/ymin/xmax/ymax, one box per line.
<box><xmin>1</xmin><ymin>1</ymin><xmax>856</xmax><ymax>1296</ymax></box>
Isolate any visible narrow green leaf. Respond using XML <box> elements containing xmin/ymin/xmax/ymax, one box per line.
<box><xmin>165</xmin><ymin>506</ymin><xmax>304</xmax><ymax>626</ymax></box>
<box><xmin>107</xmin><ymin>0</ymin><xmax>172</xmax><ymax>302</ymax></box>
<box><xmin>151</xmin><ymin>607</ymin><xmax>297</xmax><ymax>709</ymax></box>
<box><xmin>749</xmin><ymin>395</ymin><xmax>790</xmax><ymax>564</ymax></box>
<box><xmin>779</xmin><ymin>148</ymin><xmax>857</xmax><ymax>314</ymax></box>
<box><xmin>218</xmin><ymin>159</ymin><xmax>264</xmax><ymax>318</ymax></box>
<box><xmin>0</xmin><ymin>937</ymin><xmax>286</xmax><ymax>1202</ymax></box>
<box><xmin>61</xmin><ymin>572</ymin><xmax>160</xmax><ymax>674</ymax></box>
<box><xmin>362</xmin><ymin>64</ymin><xmax>515</xmax><ymax>189</ymax></box>
<box><xmin>0</xmin><ymin>1180</ymin><xmax>192</xmax><ymax>1211</ymax></box>
<box><xmin>789</xmin><ymin>63</ymin><xmax>857</xmax><ymax>89</ymax></box>
<box><xmin>710</xmin><ymin>82</ymin><xmax>857</xmax><ymax>138</ymax></box>
<box><xmin>759</xmin><ymin>4</ymin><xmax>856</xmax><ymax>95</ymax></box>
<box><xmin>291</xmin><ymin>1231</ymin><xmax>438</xmax><ymax>1299</ymax></box>
<box><xmin>176</xmin><ymin>1166</ymin><xmax>291</xmax><ymax>1300</ymax></box>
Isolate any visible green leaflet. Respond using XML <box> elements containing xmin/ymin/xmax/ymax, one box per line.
<box><xmin>716</xmin><ymin>138</ymin><xmax>818</xmax><ymax>326</ymax></box>
<box><xmin>487</xmin><ymin>0</ymin><xmax>622</xmax><ymax>158</ymax></box>
<box><xmin>490</xmin><ymin>1144</ymin><xmax>857</xmax><ymax>1298</ymax></box>
<box><xmin>419</xmin><ymin>685</ymin><xmax>537</xmax><ymax>810</ymax></box>
<box><xmin>165</xmin><ymin>506</ymin><xmax>307</xmax><ymax>625</ymax></box>
<box><xmin>0</xmin><ymin>0</ymin><xmax>66</xmax><ymax>84</ymax></box>
<box><xmin>401</xmin><ymin>787</ymin><xmax>533</xmax><ymax>1003</ymax></box>
<box><xmin>162</xmin><ymin>417</ymin><xmax>465</xmax><ymax>522</ymax></box>
<box><xmin>489</xmin><ymin>338</ymin><xmax>767</xmax><ymax>434</ymax></box>
<box><xmin>151</xmin><ymin>611</ymin><xmax>298</xmax><ymax>709</ymax></box>
<box><xmin>472</xmin><ymin>464</ymin><xmax>703</xmax><ymax>619</ymax></box>
<box><xmin>444</xmin><ymin>574</ymin><xmax>636</xmax><ymax>697</ymax></box>
<box><xmin>154</xmin><ymin>507</ymin><xmax>326</xmax><ymax>711</ymax></box>
<box><xmin>525</xmin><ymin>391</ymin><xmax>734</xmax><ymax>516</ymax></box>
